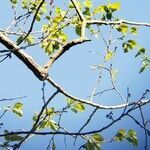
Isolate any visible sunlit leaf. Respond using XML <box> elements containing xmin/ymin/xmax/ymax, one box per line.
<box><xmin>126</xmin><ymin>129</ymin><xmax>138</xmax><ymax>146</ymax></box>
<box><xmin>73</xmin><ymin>102</ymin><xmax>85</xmax><ymax>112</ymax></box>
<box><xmin>108</xmin><ymin>2</ymin><xmax>120</xmax><ymax>12</ymax></box>
<box><xmin>128</xmin><ymin>40</ymin><xmax>137</xmax><ymax>49</ymax></box>
<box><xmin>105</xmin><ymin>51</ymin><xmax>113</xmax><ymax>60</ymax></box>
<box><xmin>66</xmin><ymin>98</ymin><xmax>75</xmax><ymax>106</ymax></box>
<box><xmin>49</xmin><ymin>120</ymin><xmax>59</xmax><ymax>131</ymax></box>
<box><xmin>84</xmin><ymin>0</ymin><xmax>93</xmax><ymax>8</ymax></box>
<box><xmin>92</xmin><ymin>133</ymin><xmax>104</xmax><ymax>144</ymax></box>
<box><xmin>12</xmin><ymin>102</ymin><xmax>23</xmax><ymax>117</ymax></box>
<box><xmin>130</xmin><ymin>27</ymin><xmax>138</xmax><ymax>35</ymax></box>
<box><xmin>115</xmin><ymin>24</ymin><xmax>128</xmax><ymax>34</ymax></box>
<box><xmin>115</xmin><ymin>129</ymin><xmax>126</xmax><ymax>141</ymax></box>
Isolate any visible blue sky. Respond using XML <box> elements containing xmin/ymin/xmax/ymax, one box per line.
<box><xmin>0</xmin><ymin>0</ymin><xmax>150</xmax><ymax>149</ymax></box>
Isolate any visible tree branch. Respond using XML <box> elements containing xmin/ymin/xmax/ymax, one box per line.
<box><xmin>70</xmin><ymin>0</ymin><xmax>85</xmax><ymax>21</ymax></box>
<box><xmin>44</xmin><ymin>38</ymin><xmax>90</xmax><ymax>70</ymax></box>
<box><xmin>0</xmin><ymin>32</ymin><xmax>47</xmax><ymax>80</ymax></box>
<box><xmin>86</xmin><ymin>19</ymin><xmax>150</xmax><ymax>27</ymax></box>
<box><xmin>46</xmin><ymin>76</ymin><xmax>150</xmax><ymax>110</ymax></box>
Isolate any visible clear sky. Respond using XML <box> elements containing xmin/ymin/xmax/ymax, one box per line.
<box><xmin>0</xmin><ymin>0</ymin><xmax>150</xmax><ymax>150</ymax></box>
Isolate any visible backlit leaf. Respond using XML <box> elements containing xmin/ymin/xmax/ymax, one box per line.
<box><xmin>108</xmin><ymin>2</ymin><xmax>120</xmax><ymax>12</ymax></box>
<box><xmin>12</xmin><ymin>102</ymin><xmax>23</xmax><ymax>117</ymax></box>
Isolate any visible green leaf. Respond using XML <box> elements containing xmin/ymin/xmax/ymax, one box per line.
<box><xmin>69</xmin><ymin>3</ymin><xmax>74</xmax><ymax>9</ymax></box>
<box><xmin>4</xmin><ymin>130</ymin><xmax>24</xmax><ymax>142</ymax></box>
<box><xmin>122</xmin><ymin>42</ymin><xmax>128</xmax><ymax>53</ymax></box>
<box><xmin>106</xmin><ymin>12</ymin><xmax>112</xmax><ymax>20</ymax></box>
<box><xmin>115</xmin><ymin>24</ymin><xmax>128</xmax><ymax>34</ymax></box>
<box><xmin>92</xmin><ymin>133</ymin><xmax>104</xmax><ymax>144</ymax></box>
<box><xmin>25</xmin><ymin>35</ymin><xmax>34</xmax><ymax>45</ymax></box>
<box><xmin>85</xmin><ymin>140</ymin><xmax>101</xmax><ymax>150</ymax></box>
<box><xmin>10</xmin><ymin>0</ymin><xmax>18</xmax><ymax>5</ymax></box>
<box><xmin>108</xmin><ymin>2</ymin><xmax>120</xmax><ymax>12</ymax></box>
<box><xmin>49</xmin><ymin>120</ymin><xmax>59</xmax><ymax>131</ymax></box>
<box><xmin>93</xmin><ymin>5</ymin><xmax>107</xmax><ymax>14</ymax></box>
<box><xmin>83</xmin><ymin>7</ymin><xmax>91</xmax><ymax>16</ymax></box>
<box><xmin>32</xmin><ymin>113</ymin><xmax>38</xmax><ymax>121</ymax></box>
<box><xmin>45</xmin><ymin>107</ymin><xmax>55</xmax><ymax>116</ymax></box>
<box><xmin>75</xmin><ymin>25</ymin><xmax>81</xmax><ymax>36</ymax></box>
<box><xmin>73</xmin><ymin>102</ymin><xmax>85</xmax><ymax>112</ymax></box>
<box><xmin>105</xmin><ymin>51</ymin><xmax>113</xmax><ymax>60</ymax></box>
<box><xmin>135</xmin><ymin>47</ymin><xmax>146</xmax><ymax>57</ymax></box>
<box><xmin>128</xmin><ymin>40</ymin><xmax>137</xmax><ymax>49</ymax></box>
<box><xmin>66</xmin><ymin>98</ymin><xmax>75</xmax><ymax>106</ymax></box>
<box><xmin>126</xmin><ymin>129</ymin><xmax>138</xmax><ymax>146</ymax></box>
<box><xmin>16</xmin><ymin>36</ymin><xmax>24</xmax><ymax>45</ymax></box>
<box><xmin>130</xmin><ymin>27</ymin><xmax>138</xmax><ymax>35</ymax></box>
<box><xmin>38</xmin><ymin>120</ymin><xmax>48</xmax><ymax>130</ymax></box>
<box><xmin>115</xmin><ymin>129</ymin><xmax>126</xmax><ymax>141</ymax></box>
<box><xmin>84</xmin><ymin>0</ymin><xmax>93</xmax><ymax>8</ymax></box>
<box><xmin>12</xmin><ymin>102</ymin><xmax>23</xmax><ymax>117</ymax></box>
<box><xmin>36</xmin><ymin>14</ymin><xmax>41</xmax><ymax>22</ymax></box>
<box><xmin>122</xmin><ymin>40</ymin><xmax>137</xmax><ymax>53</ymax></box>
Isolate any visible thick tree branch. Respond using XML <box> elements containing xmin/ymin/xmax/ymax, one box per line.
<box><xmin>46</xmin><ymin>76</ymin><xmax>150</xmax><ymax>110</ymax></box>
<box><xmin>44</xmin><ymin>38</ymin><xmax>90</xmax><ymax>70</ymax></box>
<box><xmin>86</xmin><ymin>19</ymin><xmax>150</xmax><ymax>27</ymax></box>
<box><xmin>0</xmin><ymin>32</ymin><xmax>47</xmax><ymax>80</ymax></box>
